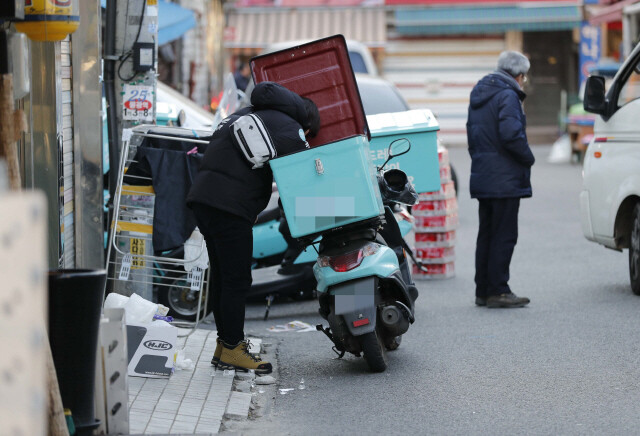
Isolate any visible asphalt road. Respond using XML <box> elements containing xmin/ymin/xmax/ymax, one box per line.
<box><xmin>232</xmin><ymin>146</ymin><xmax>640</xmax><ymax>435</ymax></box>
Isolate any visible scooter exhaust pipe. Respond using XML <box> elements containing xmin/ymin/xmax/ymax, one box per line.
<box><xmin>380</xmin><ymin>303</ymin><xmax>410</xmax><ymax>336</ymax></box>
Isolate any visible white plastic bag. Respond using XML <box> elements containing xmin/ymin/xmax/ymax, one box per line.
<box><xmin>123</xmin><ymin>293</ymin><xmax>158</xmax><ymax>324</ymax></box>
<box><xmin>104</xmin><ymin>293</ymin><xmax>129</xmax><ymax>310</ymax></box>
<box><xmin>174</xmin><ymin>349</ymin><xmax>194</xmax><ymax>371</ymax></box>
<box><xmin>548</xmin><ymin>134</ymin><xmax>572</xmax><ymax>164</ymax></box>
<box><xmin>184</xmin><ymin>227</ymin><xmax>209</xmax><ymax>272</ymax></box>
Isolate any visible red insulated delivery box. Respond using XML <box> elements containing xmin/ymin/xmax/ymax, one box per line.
<box><xmin>250</xmin><ymin>34</ymin><xmax>370</xmax><ymax>148</ymax></box>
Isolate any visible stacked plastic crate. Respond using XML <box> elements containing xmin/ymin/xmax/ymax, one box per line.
<box><xmin>412</xmin><ymin>145</ymin><xmax>457</xmax><ymax>279</ymax></box>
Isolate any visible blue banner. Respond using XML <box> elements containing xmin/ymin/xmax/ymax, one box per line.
<box><xmin>579</xmin><ymin>22</ymin><xmax>601</xmax><ymax>89</ymax></box>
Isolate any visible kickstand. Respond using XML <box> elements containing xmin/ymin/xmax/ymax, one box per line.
<box><xmin>316</xmin><ymin>324</ymin><xmax>346</xmax><ymax>358</ymax></box>
<box><xmin>263</xmin><ymin>295</ymin><xmax>274</xmax><ymax>321</ymax></box>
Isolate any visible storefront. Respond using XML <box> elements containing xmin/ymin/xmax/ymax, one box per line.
<box><xmin>387</xmin><ymin>0</ymin><xmax>582</xmax><ymax>144</ymax></box>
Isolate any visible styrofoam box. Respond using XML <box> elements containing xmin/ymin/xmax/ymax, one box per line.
<box><xmin>415</xmin><ymin>246</ymin><xmax>455</xmax><ymax>263</ymax></box>
<box><xmin>413</xmin><ymin>198</ymin><xmax>458</xmax><ymax>217</ymax></box>
<box><xmin>415</xmin><ymin>231</ymin><xmax>456</xmax><ymax>248</ymax></box>
<box><xmin>412</xmin><ymin>262</ymin><xmax>455</xmax><ymax>280</ymax></box>
<box><xmin>418</xmin><ymin>181</ymin><xmax>456</xmax><ymax>201</ymax></box>
<box><xmin>414</xmin><ymin>213</ymin><xmax>459</xmax><ymax>232</ymax></box>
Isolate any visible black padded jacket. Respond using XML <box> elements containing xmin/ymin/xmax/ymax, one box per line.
<box><xmin>186</xmin><ymin>82</ymin><xmax>310</xmax><ymax>223</ymax></box>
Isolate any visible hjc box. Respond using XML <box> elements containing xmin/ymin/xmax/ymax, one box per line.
<box><xmin>126</xmin><ymin>322</ymin><xmax>177</xmax><ymax>378</ymax></box>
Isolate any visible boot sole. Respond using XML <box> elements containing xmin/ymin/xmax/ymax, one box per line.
<box><xmin>487</xmin><ymin>302</ymin><xmax>529</xmax><ymax>308</ymax></box>
<box><xmin>217</xmin><ymin>362</ymin><xmax>272</xmax><ymax>375</ymax></box>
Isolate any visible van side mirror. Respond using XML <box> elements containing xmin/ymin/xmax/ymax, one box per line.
<box><xmin>583</xmin><ymin>75</ymin><xmax>607</xmax><ymax>115</ymax></box>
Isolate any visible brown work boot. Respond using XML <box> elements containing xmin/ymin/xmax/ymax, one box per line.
<box><xmin>218</xmin><ymin>340</ymin><xmax>272</xmax><ymax>374</ymax></box>
<box><xmin>210</xmin><ymin>338</ymin><xmax>222</xmax><ymax>367</ymax></box>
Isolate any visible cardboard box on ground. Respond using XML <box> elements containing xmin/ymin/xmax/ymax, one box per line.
<box><xmin>105</xmin><ymin>292</ymin><xmax>178</xmax><ymax>378</ymax></box>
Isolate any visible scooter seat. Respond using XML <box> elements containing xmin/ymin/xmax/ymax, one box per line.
<box><xmin>255</xmin><ymin>206</ymin><xmax>281</xmax><ymax>225</ymax></box>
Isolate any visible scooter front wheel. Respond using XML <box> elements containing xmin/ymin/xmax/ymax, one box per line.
<box><xmin>359</xmin><ymin>330</ymin><xmax>388</xmax><ymax>372</ymax></box>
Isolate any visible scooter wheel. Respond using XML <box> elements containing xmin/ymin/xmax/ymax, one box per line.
<box><xmin>359</xmin><ymin>331</ymin><xmax>388</xmax><ymax>372</ymax></box>
<box><xmin>384</xmin><ymin>335</ymin><xmax>402</xmax><ymax>351</ymax></box>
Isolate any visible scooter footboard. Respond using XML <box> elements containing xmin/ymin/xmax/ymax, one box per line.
<box><xmin>332</xmin><ymin>277</ymin><xmax>378</xmax><ymax>336</ymax></box>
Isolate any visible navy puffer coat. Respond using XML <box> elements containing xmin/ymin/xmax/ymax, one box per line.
<box><xmin>467</xmin><ymin>71</ymin><xmax>535</xmax><ymax>199</ymax></box>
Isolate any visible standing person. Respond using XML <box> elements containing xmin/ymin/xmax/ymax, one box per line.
<box><xmin>233</xmin><ymin>62</ymin><xmax>251</xmax><ymax>92</ymax></box>
<box><xmin>467</xmin><ymin>50</ymin><xmax>535</xmax><ymax>308</ymax></box>
<box><xmin>187</xmin><ymin>82</ymin><xmax>320</xmax><ymax>373</ymax></box>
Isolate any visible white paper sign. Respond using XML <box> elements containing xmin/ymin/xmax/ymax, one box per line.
<box><xmin>122</xmin><ymin>84</ymin><xmax>153</xmax><ymax>121</ymax></box>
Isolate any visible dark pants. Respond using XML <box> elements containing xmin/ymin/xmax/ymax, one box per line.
<box><xmin>475</xmin><ymin>198</ymin><xmax>520</xmax><ymax>298</ymax></box>
<box><xmin>191</xmin><ymin>203</ymin><xmax>253</xmax><ymax>346</ymax></box>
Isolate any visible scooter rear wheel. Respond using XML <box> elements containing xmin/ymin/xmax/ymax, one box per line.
<box><xmin>359</xmin><ymin>330</ymin><xmax>388</xmax><ymax>372</ymax></box>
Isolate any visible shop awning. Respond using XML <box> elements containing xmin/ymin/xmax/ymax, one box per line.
<box><xmin>392</xmin><ymin>3</ymin><xmax>582</xmax><ymax>35</ymax></box>
<box><xmin>224</xmin><ymin>8</ymin><xmax>386</xmax><ymax>52</ymax></box>
<box><xmin>588</xmin><ymin>0</ymin><xmax>637</xmax><ymax>24</ymax></box>
<box><xmin>100</xmin><ymin>0</ymin><xmax>196</xmax><ymax>46</ymax></box>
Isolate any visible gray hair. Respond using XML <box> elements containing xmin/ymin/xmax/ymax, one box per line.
<box><xmin>497</xmin><ymin>51</ymin><xmax>530</xmax><ymax>77</ymax></box>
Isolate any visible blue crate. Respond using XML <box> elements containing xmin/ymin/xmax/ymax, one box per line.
<box><xmin>367</xmin><ymin>109</ymin><xmax>441</xmax><ymax>193</ymax></box>
<box><xmin>270</xmin><ymin>135</ymin><xmax>384</xmax><ymax>238</ymax></box>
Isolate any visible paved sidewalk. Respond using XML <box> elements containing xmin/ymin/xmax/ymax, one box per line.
<box><xmin>127</xmin><ymin>328</ymin><xmax>244</xmax><ymax>435</ymax></box>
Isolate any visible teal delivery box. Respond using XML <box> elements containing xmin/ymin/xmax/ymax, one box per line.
<box><xmin>251</xmin><ymin>35</ymin><xmax>383</xmax><ymax>238</ymax></box>
<box><xmin>269</xmin><ymin>136</ymin><xmax>383</xmax><ymax>238</ymax></box>
<box><xmin>367</xmin><ymin>109</ymin><xmax>440</xmax><ymax>194</ymax></box>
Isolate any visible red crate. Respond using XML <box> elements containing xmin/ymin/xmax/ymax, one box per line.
<box><xmin>439</xmin><ymin>164</ymin><xmax>451</xmax><ymax>183</ymax></box>
<box><xmin>412</xmin><ymin>262</ymin><xmax>455</xmax><ymax>280</ymax></box>
<box><xmin>415</xmin><ymin>231</ymin><xmax>456</xmax><ymax>248</ymax></box>
<box><xmin>415</xmin><ymin>246</ymin><xmax>455</xmax><ymax>263</ymax></box>
<box><xmin>418</xmin><ymin>181</ymin><xmax>456</xmax><ymax>201</ymax></box>
<box><xmin>414</xmin><ymin>213</ymin><xmax>458</xmax><ymax>232</ymax></box>
<box><xmin>412</xmin><ymin>198</ymin><xmax>458</xmax><ymax>217</ymax></box>
<box><xmin>437</xmin><ymin>145</ymin><xmax>449</xmax><ymax>167</ymax></box>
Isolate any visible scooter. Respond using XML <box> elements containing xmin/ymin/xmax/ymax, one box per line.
<box><xmin>313</xmin><ymin>138</ymin><xmax>424</xmax><ymax>372</ymax></box>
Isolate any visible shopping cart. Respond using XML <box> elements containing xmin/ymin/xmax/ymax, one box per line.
<box><xmin>105</xmin><ymin>125</ymin><xmax>213</xmax><ymax>335</ymax></box>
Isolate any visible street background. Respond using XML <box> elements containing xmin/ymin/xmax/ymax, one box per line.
<box><xmin>221</xmin><ymin>145</ymin><xmax>640</xmax><ymax>435</ymax></box>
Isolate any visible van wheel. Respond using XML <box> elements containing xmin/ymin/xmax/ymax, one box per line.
<box><xmin>629</xmin><ymin>204</ymin><xmax>640</xmax><ymax>296</ymax></box>
<box><xmin>359</xmin><ymin>330</ymin><xmax>387</xmax><ymax>372</ymax></box>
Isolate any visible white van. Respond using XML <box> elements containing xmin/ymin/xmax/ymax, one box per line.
<box><xmin>581</xmin><ymin>41</ymin><xmax>640</xmax><ymax>294</ymax></box>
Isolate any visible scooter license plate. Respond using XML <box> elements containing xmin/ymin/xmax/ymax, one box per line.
<box><xmin>333</xmin><ymin>277</ymin><xmax>376</xmax><ymax>315</ymax></box>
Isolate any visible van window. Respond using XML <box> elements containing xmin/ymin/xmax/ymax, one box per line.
<box><xmin>349</xmin><ymin>52</ymin><xmax>368</xmax><ymax>74</ymax></box>
<box><xmin>617</xmin><ymin>58</ymin><xmax>640</xmax><ymax>107</ymax></box>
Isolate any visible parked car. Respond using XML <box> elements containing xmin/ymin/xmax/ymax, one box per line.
<box><xmin>581</xmin><ymin>42</ymin><xmax>640</xmax><ymax>294</ymax></box>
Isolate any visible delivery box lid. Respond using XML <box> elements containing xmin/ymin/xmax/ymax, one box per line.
<box><xmin>250</xmin><ymin>34</ymin><xmax>369</xmax><ymax>148</ymax></box>
<box><xmin>367</xmin><ymin>109</ymin><xmax>440</xmax><ymax>138</ymax></box>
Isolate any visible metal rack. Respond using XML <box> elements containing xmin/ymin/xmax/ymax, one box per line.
<box><xmin>105</xmin><ymin>125</ymin><xmax>212</xmax><ymax>336</ymax></box>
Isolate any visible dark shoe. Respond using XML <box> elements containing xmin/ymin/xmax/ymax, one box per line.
<box><xmin>211</xmin><ymin>338</ymin><xmax>222</xmax><ymax>367</ymax></box>
<box><xmin>486</xmin><ymin>293</ymin><xmax>530</xmax><ymax>308</ymax></box>
<box><xmin>218</xmin><ymin>340</ymin><xmax>273</xmax><ymax>374</ymax></box>
<box><xmin>475</xmin><ymin>297</ymin><xmax>487</xmax><ymax>306</ymax></box>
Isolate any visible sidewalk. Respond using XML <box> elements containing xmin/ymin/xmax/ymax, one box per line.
<box><xmin>127</xmin><ymin>328</ymin><xmax>260</xmax><ymax>435</ymax></box>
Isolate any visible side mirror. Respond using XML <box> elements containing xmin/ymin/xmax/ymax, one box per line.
<box><xmin>389</xmin><ymin>138</ymin><xmax>411</xmax><ymax>158</ymax></box>
<box><xmin>379</xmin><ymin>138</ymin><xmax>411</xmax><ymax>170</ymax></box>
<box><xmin>583</xmin><ymin>75</ymin><xmax>607</xmax><ymax>115</ymax></box>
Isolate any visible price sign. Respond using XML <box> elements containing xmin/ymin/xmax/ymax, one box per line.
<box><xmin>122</xmin><ymin>84</ymin><xmax>154</xmax><ymax>121</ymax></box>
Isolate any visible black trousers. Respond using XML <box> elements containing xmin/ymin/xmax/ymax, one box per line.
<box><xmin>191</xmin><ymin>203</ymin><xmax>253</xmax><ymax>346</ymax></box>
<box><xmin>475</xmin><ymin>198</ymin><xmax>520</xmax><ymax>298</ymax></box>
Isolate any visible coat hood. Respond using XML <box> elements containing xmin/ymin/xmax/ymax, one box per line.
<box><xmin>469</xmin><ymin>71</ymin><xmax>526</xmax><ymax>109</ymax></box>
<box><xmin>250</xmin><ymin>82</ymin><xmax>309</xmax><ymax>128</ymax></box>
